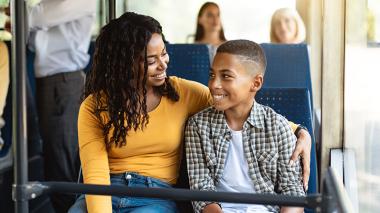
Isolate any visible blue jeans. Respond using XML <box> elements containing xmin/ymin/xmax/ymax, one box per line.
<box><xmin>68</xmin><ymin>172</ymin><xmax>178</xmax><ymax>213</ymax></box>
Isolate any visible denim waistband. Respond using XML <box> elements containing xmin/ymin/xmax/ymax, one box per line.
<box><xmin>110</xmin><ymin>172</ymin><xmax>172</xmax><ymax>187</ymax></box>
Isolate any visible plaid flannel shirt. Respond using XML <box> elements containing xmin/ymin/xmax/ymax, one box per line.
<box><xmin>185</xmin><ymin>102</ymin><xmax>305</xmax><ymax>213</ymax></box>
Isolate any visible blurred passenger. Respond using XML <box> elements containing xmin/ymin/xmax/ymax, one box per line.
<box><xmin>194</xmin><ymin>2</ymin><xmax>227</xmax><ymax>62</ymax></box>
<box><xmin>27</xmin><ymin>0</ymin><xmax>96</xmax><ymax>212</ymax></box>
<box><xmin>0</xmin><ymin>41</ymin><xmax>9</xmax><ymax>150</ymax></box>
<box><xmin>270</xmin><ymin>8</ymin><xmax>306</xmax><ymax>44</ymax></box>
<box><xmin>68</xmin><ymin>12</ymin><xmax>311</xmax><ymax>213</ymax></box>
<box><xmin>186</xmin><ymin>40</ymin><xmax>305</xmax><ymax>213</ymax></box>
<box><xmin>2</xmin><ymin>3</ymin><xmax>43</xmax><ymax>157</ymax></box>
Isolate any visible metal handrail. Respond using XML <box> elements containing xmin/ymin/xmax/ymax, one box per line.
<box><xmin>322</xmin><ymin>168</ymin><xmax>355</xmax><ymax>213</ymax></box>
<box><xmin>17</xmin><ymin>181</ymin><xmax>322</xmax><ymax>208</ymax></box>
<box><xmin>11</xmin><ymin>0</ymin><xmax>28</xmax><ymax>212</ymax></box>
<box><xmin>107</xmin><ymin>0</ymin><xmax>115</xmax><ymax>23</ymax></box>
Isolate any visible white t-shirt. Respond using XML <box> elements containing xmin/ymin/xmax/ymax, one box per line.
<box><xmin>216</xmin><ymin>128</ymin><xmax>272</xmax><ymax>213</ymax></box>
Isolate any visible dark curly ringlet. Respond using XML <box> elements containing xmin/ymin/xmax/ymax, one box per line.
<box><xmin>84</xmin><ymin>12</ymin><xmax>179</xmax><ymax>149</ymax></box>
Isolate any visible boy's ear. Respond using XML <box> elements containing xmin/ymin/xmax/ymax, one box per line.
<box><xmin>250</xmin><ymin>74</ymin><xmax>263</xmax><ymax>92</ymax></box>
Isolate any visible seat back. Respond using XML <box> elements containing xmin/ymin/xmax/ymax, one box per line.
<box><xmin>260</xmin><ymin>43</ymin><xmax>313</xmax><ymax>109</ymax></box>
<box><xmin>256</xmin><ymin>88</ymin><xmax>318</xmax><ymax>197</ymax></box>
<box><xmin>166</xmin><ymin>44</ymin><xmax>210</xmax><ymax>86</ymax></box>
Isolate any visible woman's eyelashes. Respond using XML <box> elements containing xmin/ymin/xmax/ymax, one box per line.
<box><xmin>147</xmin><ymin>52</ymin><xmax>168</xmax><ymax>66</ymax></box>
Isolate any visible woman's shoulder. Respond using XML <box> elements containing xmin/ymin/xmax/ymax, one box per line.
<box><xmin>168</xmin><ymin>76</ymin><xmax>208</xmax><ymax>94</ymax></box>
<box><xmin>168</xmin><ymin>76</ymin><xmax>211</xmax><ymax>111</ymax></box>
<box><xmin>80</xmin><ymin>94</ymin><xmax>96</xmax><ymax>112</ymax></box>
<box><xmin>80</xmin><ymin>93</ymin><xmax>107</xmax><ymax>111</ymax></box>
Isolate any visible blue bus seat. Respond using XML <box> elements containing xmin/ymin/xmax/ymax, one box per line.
<box><xmin>260</xmin><ymin>43</ymin><xmax>313</xmax><ymax>111</ymax></box>
<box><xmin>166</xmin><ymin>44</ymin><xmax>210</xmax><ymax>86</ymax></box>
<box><xmin>256</xmin><ymin>88</ymin><xmax>318</xmax><ymax>212</ymax></box>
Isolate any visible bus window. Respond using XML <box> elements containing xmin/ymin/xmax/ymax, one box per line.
<box><xmin>345</xmin><ymin>0</ymin><xmax>380</xmax><ymax>211</ymax></box>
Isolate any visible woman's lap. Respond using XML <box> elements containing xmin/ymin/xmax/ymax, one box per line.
<box><xmin>68</xmin><ymin>172</ymin><xmax>178</xmax><ymax>213</ymax></box>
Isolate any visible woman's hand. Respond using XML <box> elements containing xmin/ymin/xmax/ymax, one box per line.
<box><xmin>290</xmin><ymin>129</ymin><xmax>312</xmax><ymax>191</ymax></box>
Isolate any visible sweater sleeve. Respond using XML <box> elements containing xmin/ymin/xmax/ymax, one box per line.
<box><xmin>78</xmin><ymin>96</ymin><xmax>112</xmax><ymax>213</ymax></box>
<box><xmin>289</xmin><ymin>121</ymin><xmax>298</xmax><ymax>132</ymax></box>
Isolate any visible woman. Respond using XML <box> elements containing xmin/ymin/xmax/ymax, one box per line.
<box><xmin>69</xmin><ymin>12</ymin><xmax>311</xmax><ymax>213</ymax></box>
<box><xmin>194</xmin><ymin>2</ymin><xmax>227</xmax><ymax>62</ymax></box>
<box><xmin>70</xmin><ymin>12</ymin><xmax>211</xmax><ymax>213</ymax></box>
<box><xmin>270</xmin><ymin>8</ymin><xmax>306</xmax><ymax>44</ymax></box>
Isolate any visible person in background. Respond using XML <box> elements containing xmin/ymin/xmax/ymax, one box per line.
<box><xmin>68</xmin><ymin>11</ymin><xmax>311</xmax><ymax>213</ymax></box>
<box><xmin>0</xmin><ymin>41</ymin><xmax>9</xmax><ymax>150</ymax></box>
<box><xmin>194</xmin><ymin>2</ymin><xmax>227</xmax><ymax>62</ymax></box>
<box><xmin>270</xmin><ymin>8</ymin><xmax>306</xmax><ymax>44</ymax></box>
<box><xmin>27</xmin><ymin>0</ymin><xmax>96</xmax><ymax>212</ymax></box>
<box><xmin>186</xmin><ymin>40</ymin><xmax>305</xmax><ymax>213</ymax></box>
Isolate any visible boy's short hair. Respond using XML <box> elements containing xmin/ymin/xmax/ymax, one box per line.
<box><xmin>216</xmin><ymin>40</ymin><xmax>267</xmax><ymax>75</ymax></box>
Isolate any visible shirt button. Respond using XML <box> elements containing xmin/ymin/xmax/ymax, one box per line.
<box><xmin>126</xmin><ymin>174</ymin><xmax>132</xmax><ymax>179</ymax></box>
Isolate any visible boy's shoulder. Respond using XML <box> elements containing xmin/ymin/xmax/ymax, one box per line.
<box><xmin>189</xmin><ymin>106</ymin><xmax>219</xmax><ymax>123</ymax></box>
<box><xmin>189</xmin><ymin>102</ymin><xmax>289</xmax><ymax>128</ymax></box>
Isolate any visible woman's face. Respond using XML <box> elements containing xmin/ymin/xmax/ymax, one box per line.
<box><xmin>198</xmin><ymin>5</ymin><xmax>222</xmax><ymax>33</ymax></box>
<box><xmin>274</xmin><ymin>14</ymin><xmax>297</xmax><ymax>44</ymax></box>
<box><xmin>140</xmin><ymin>33</ymin><xmax>169</xmax><ymax>89</ymax></box>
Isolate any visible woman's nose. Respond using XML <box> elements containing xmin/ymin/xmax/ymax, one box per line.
<box><xmin>158</xmin><ymin>58</ymin><xmax>168</xmax><ymax>70</ymax></box>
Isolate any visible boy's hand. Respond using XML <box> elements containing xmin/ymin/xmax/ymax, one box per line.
<box><xmin>202</xmin><ymin>203</ymin><xmax>223</xmax><ymax>213</ymax></box>
<box><xmin>289</xmin><ymin>129</ymin><xmax>311</xmax><ymax>191</ymax></box>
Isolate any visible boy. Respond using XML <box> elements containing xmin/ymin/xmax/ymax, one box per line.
<box><xmin>185</xmin><ymin>40</ymin><xmax>305</xmax><ymax>213</ymax></box>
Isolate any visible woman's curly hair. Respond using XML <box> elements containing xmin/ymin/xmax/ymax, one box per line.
<box><xmin>84</xmin><ymin>12</ymin><xmax>179</xmax><ymax>149</ymax></box>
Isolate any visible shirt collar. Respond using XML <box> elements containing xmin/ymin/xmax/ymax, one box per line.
<box><xmin>210</xmin><ymin>101</ymin><xmax>265</xmax><ymax>137</ymax></box>
<box><xmin>246</xmin><ymin>101</ymin><xmax>265</xmax><ymax>129</ymax></box>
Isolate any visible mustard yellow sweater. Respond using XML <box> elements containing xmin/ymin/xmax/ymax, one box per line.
<box><xmin>78</xmin><ymin>77</ymin><xmax>212</xmax><ymax>213</ymax></box>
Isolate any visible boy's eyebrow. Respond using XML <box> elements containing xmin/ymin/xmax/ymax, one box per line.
<box><xmin>210</xmin><ymin>68</ymin><xmax>234</xmax><ymax>73</ymax></box>
<box><xmin>220</xmin><ymin>69</ymin><xmax>234</xmax><ymax>73</ymax></box>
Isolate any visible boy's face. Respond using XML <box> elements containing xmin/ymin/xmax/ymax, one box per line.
<box><xmin>209</xmin><ymin>53</ymin><xmax>263</xmax><ymax>112</ymax></box>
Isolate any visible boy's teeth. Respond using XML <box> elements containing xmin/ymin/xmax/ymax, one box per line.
<box><xmin>213</xmin><ymin>95</ymin><xmax>225</xmax><ymax>100</ymax></box>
